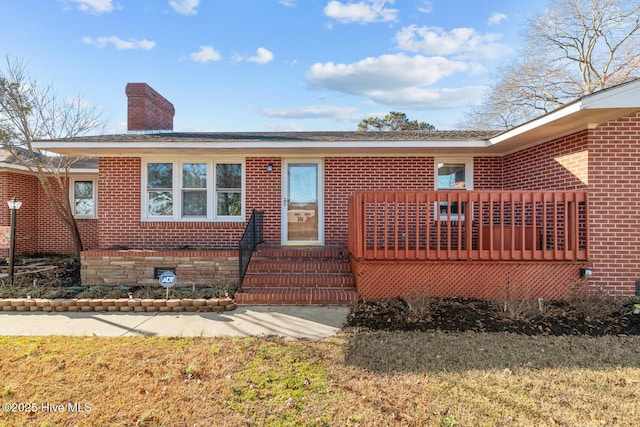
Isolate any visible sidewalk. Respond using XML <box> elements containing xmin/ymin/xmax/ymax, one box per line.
<box><xmin>0</xmin><ymin>306</ymin><xmax>351</xmax><ymax>339</ymax></box>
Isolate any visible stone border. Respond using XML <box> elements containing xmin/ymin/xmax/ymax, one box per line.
<box><xmin>0</xmin><ymin>297</ymin><xmax>237</xmax><ymax>313</ymax></box>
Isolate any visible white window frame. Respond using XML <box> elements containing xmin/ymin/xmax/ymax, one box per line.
<box><xmin>142</xmin><ymin>158</ymin><xmax>245</xmax><ymax>222</ymax></box>
<box><xmin>435</xmin><ymin>158</ymin><xmax>473</xmax><ymax>221</ymax></box>
<box><xmin>70</xmin><ymin>177</ymin><xmax>98</xmax><ymax>219</ymax></box>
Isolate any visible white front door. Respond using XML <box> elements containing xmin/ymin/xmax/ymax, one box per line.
<box><xmin>282</xmin><ymin>160</ymin><xmax>323</xmax><ymax>245</ymax></box>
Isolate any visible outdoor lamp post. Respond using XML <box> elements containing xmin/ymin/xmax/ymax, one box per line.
<box><xmin>7</xmin><ymin>197</ymin><xmax>22</xmax><ymax>286</ymax></box>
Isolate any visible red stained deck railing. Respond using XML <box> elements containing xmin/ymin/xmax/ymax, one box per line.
<box><xmin>348</xmin><ymin>190</ymin><xmax>589</xmax><ymax>261</ymax></box>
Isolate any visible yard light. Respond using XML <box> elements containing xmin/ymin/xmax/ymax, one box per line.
<box><xmin>266</xmin><ymin>163</ymin><xmax>273</xmax><ymax>172</ymax></box>
<box><xmin>7</xmin><ymin>197</ymin><xmax>22</xmax><ymax>286</ymax></box>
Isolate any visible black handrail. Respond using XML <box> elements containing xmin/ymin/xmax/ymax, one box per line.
<box><xmin>238</xmin><ymin>209</ymin><xmax>264</xmax><ymax>292</ymax></box>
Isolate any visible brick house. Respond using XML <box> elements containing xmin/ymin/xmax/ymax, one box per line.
<box><xmin>26</xmin><ymin>80</ymin><xmax>640</xmax><ymax>304</ymax></box>
<box><xmin>0</xmin><ymin>149</ymin><xmax>99</xmax><ymax>256</ymax></box>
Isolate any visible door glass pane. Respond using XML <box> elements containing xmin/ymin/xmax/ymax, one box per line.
<box><xmin>287</xmin><ymin>164</ymin><xmax>318</xmax><ymax>241</ymax></box>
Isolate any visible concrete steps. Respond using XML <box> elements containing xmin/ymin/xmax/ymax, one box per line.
<box><xmin>235</xmin><ymin>246</ymin><xmax>359</xmax><ymax>306</ymax></box>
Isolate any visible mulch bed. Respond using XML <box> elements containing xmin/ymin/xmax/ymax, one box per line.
<box><xmin>347</xmin><ymin>297</ymin><xmax>640</xmax><ymax>336</ymax></box>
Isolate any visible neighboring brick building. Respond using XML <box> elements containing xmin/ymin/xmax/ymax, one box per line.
<box><xmin>24</xmin><ymin>80</ymin><xmax>640</xmax><ymax>300</ymax></box>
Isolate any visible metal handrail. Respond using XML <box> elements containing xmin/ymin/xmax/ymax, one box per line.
<box><xmin>238</xmin><ymin>209</ymin><xmax>264</xmax><ymax>292</ymax></box>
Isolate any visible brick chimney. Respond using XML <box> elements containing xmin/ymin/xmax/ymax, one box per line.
<box><xmin>126</xmin><ymin>83</ymin><xmax>175</xmax><ymax>132</ymax></box>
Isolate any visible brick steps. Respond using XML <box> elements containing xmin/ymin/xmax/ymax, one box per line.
<box><xmin>235</xmin><ymin>246</ymin><xmax>359</xmax><ymax>306</ymax></box>
<box><xmin>243</xmin><ymin>273</ymin><xmax>354</xmax><ymax>288</ymax></box>
<box><xmin>246</xmin><ymin>260</ymin><xmax>352</xmax><ymax>274</ymax></box>
<box><xmin>234</xmin><ymin>288</ymin><xmax>359</xmax><ymax>306</ymax></box>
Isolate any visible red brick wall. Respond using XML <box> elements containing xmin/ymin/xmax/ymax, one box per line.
<box><xmin>503</xmin><ymin>131</ymin><xmax>589</xmax><ymax>190</ymax></box>
<box><xmin>97</xmin><ymin>157</ymin><xmax>244</xmax><ymax>250</ymax></box>
<box><xmin>473</xmin><ymin>157</ymin><xmax>503</xmax><ymax>189</ymax></box>
<box><xmin>324</xmin><ymin>157</ymin><xmax>435</xmax><ymax>245</ymax></box>
<box><xmin>36</xmin><ymin>176</ymin><xmax>99</xmax><ymax>254</ymax></box>
<box><xmin>0</xmin><ymin>170</ymin><xmax>98</xmax><ymax>256</ymax></box>
<box><xmin>500</xmin><ymin>114</ymin><xmax>640</xmax><ymax>296</ymax></box>
<box><xmin>245</xmin><ymin>158</ymin><xmax>281</xmax><ymax>244</ymax></box>
<box><xmin>587</xmin><ymin>112</ymin><xmax>640</xmax><ymax>295</ymax></box>
<box><xmin>0</xmin><ymin>171</ymin><xmax>39</xmax><ymax>255</ymax></box>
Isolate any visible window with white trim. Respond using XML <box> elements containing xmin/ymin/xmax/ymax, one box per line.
<box><xmin>71</xmin><ymin>178</ymin><xmax>97</xmax><ymax>218</ymax></box>
<box><xmin>435</xmin><ymin>159</ymin><xmax>473</xmax><ymax>220</ymax></box>
<box><xmin>143</xmin><ymin>160</ymin><xmax>244</xmax><ymax>221</ymax></box>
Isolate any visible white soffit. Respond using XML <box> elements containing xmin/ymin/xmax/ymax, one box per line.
<box><xmin>488</xmin><ymin>79</ymin><xmax>640</xmax><ymax>154</ymax></box>
<box><xmin>32</xmin><ymin>139</ymin><xmax>492</xmax><ymax>157</ymax></box>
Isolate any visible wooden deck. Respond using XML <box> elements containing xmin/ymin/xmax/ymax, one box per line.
<box><xmin>348</xmin><ymin>190</ymin><xmax>588</xmax><ymax>262</ymax></box>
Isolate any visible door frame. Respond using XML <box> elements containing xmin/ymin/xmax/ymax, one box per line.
<box><xmin>281</xmin><ymin>159</ymin><xmax>324</xmax><ymax>246</ymax></box>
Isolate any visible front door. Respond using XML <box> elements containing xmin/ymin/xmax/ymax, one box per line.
<box><xmin>282</xmin><ymin>160</ymin><xmax>323</xmax><ymax>245</ymax></box>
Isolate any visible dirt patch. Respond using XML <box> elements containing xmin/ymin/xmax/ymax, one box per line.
<box><xmin>347</xmin><ymin>297</ymin><xmax>640</xmax><ymax>336</ymax></box>
<box><xmin>0</xmin><ymin>255</ymin><xmax>80</xmax><ymax>288</ymax></box>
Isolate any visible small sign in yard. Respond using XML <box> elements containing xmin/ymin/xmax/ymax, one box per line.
<box><xmin>159</xmin><ymin>271</ymin><xmax>177</xmax><ymax>299</ymax></box>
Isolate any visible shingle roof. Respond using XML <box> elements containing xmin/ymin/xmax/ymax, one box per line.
<box><xmin>0</xmin><ymin>147</ymin><xmax>97</xmax><ymax>169</ymax></box>
<box><xmin>50</xmin><ymin>130</ymin><xmax>500</xmax><ymax>143</ymax></box>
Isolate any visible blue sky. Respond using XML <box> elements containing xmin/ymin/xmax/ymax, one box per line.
<box><xmin>0</xmin><ymin>0</ymin><xmax>544</xmax><ymax>133</ymax></box>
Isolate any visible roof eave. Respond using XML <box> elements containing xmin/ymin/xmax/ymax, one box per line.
<box><xmin>32</xmin><ymin>139</ymin><xmax>493</xmax><ymax>157</ymax></box>
<box><xmin>488</xmin><ymin>79</ymin><xmax>640</xmax><ymax>153</ymax></box>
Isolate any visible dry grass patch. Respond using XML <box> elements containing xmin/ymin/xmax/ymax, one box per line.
<box><xmin>0</xmin><ymin>333</ymin><xmax>639</xmax><ymax>426</ymax></box>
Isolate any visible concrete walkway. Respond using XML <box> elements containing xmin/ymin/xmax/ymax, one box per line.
<box><xmin>0</xmin><ymin>306</ymin><xmax>351</xmax><ymax>339</ymax></box>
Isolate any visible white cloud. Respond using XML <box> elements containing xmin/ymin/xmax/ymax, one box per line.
<box><xmin>306</xmin><ymin>53</ymin><xmax>483</xmax><ymax>109</ymax></box>
<box><xmin>189</xmin><ymin>45</ymin><xmax>222</xmax><ymax>63</ymax></box>
<box><xmin>307</xmin><ymin>53</ymin><xmax>468</xmax><ymax>93</ymax></box>
<box><xmin>278</xmin><ymin>0</ymin><xmax>297</xmax><ymax>7</ymax></box>
<box><xmin>169</xmin><ymin>0</ymin><xmax>200</xmax><ymax>15</ymax></box>
<box><xmin>324</xmin><ymin>0</ymin><xmax>398</xmax><ymax>24</ymax></box>
<box><xmin>366</xmin><ymin>86</ymin><xmax>486</xmax><ymax>109</ymax></box>
<box><xmin>488</xmin><ymin>12</ymin><xmax>508</xmax><ymax>26</ymax></box>
<box><xmin>234</xmin><ymin>48</ymin><xmax>275</xmax><ymax>65</ymax></box>
<box><xmin>261</xmin><ymin>105</ymin><xmax>358</xmax><ymax>120</ymax></box>
<box><xmin>82</xmin><ymin>36</ymin><xmax>155</xmax><ymax>50</ymax></box>
<box><xmin>247</xmin><ymin>47</ymin><xmax>275</xmax><ymax>65</ymax></box>
<box><xmin>68</xmin><ymin>0</ymin><xmax>113</xmax><ymax>14</ymax></box>
<box><xmin>265</xmin><ymin>122</ymin><xmax>304</xmax><ymax>132</ymax></box>
<box><xmin>395</xmin><ymin>25</ymin><xmax>510</xmax><ymax>60</ymax></box>
<box><xmin>417</xmin><ymin>0</ymin><xmax>432</xmax><ymax>14</ymax></box>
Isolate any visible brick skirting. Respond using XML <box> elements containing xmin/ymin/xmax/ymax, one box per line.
<box><xmin>0</xmin><ymin>297</ymin><xmax>236</xmax><ymax>312</ymax></box>
<box><xmin>81</xmin><ymin>249</ymin><xmax>239</xmax><ymax>287</ymax></box>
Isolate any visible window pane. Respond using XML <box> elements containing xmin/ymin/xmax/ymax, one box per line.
<box><xmin>439</xmin><ymin>201</ymin><xmax>466</xmax><ymax>215</ymax></box>
<box><xmin>217</xmin><ymin>192</ymin><xmax>241</xmax><ymax>216</ymax></box>
<box><xmin>216</xmin><ymin>164</ymin><xmax>241</xmax><ymax>189</ymax></box>
<box><xmin>438</xmin><ymin>163</ymin><xmax>465</xmax><ymax>189</ymax></box>
<box><xmin>183</xmin><ymin>191</ymin><xmax>207</xmax><ymax>216</ymax></box>
<box><xmin>182</xmin><ymin>163</ymin><xmax>207</xmax><ymax>189</ymax></box>
<box><xmin>74</xmin><ymin>181</ymin><xmax>93</xmax><ymax>198</ymax></box>
<box><xmin>148</xmin><ymin>163</ymin><xmax>173</xmax><ymax>189</ymax></box>
<box><xmin>149</xmin><ymin>191</ymin><xmax>173</xmax><ymax>216</ymax></box>
<box><xmin>75</xmin><ymin>199</ymin><xmax>93</xmax><ymax>216</ymax></box>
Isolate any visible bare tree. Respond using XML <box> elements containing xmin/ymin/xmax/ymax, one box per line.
<box><xmin>462</xmin><ymin>0</ymin><xmax>640</xmax><ymax>130</ymax></box>
<box><xmin>0</xmin><ymin>57</ymin><xmax>104</xmax><ymax>255</ymax></box>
